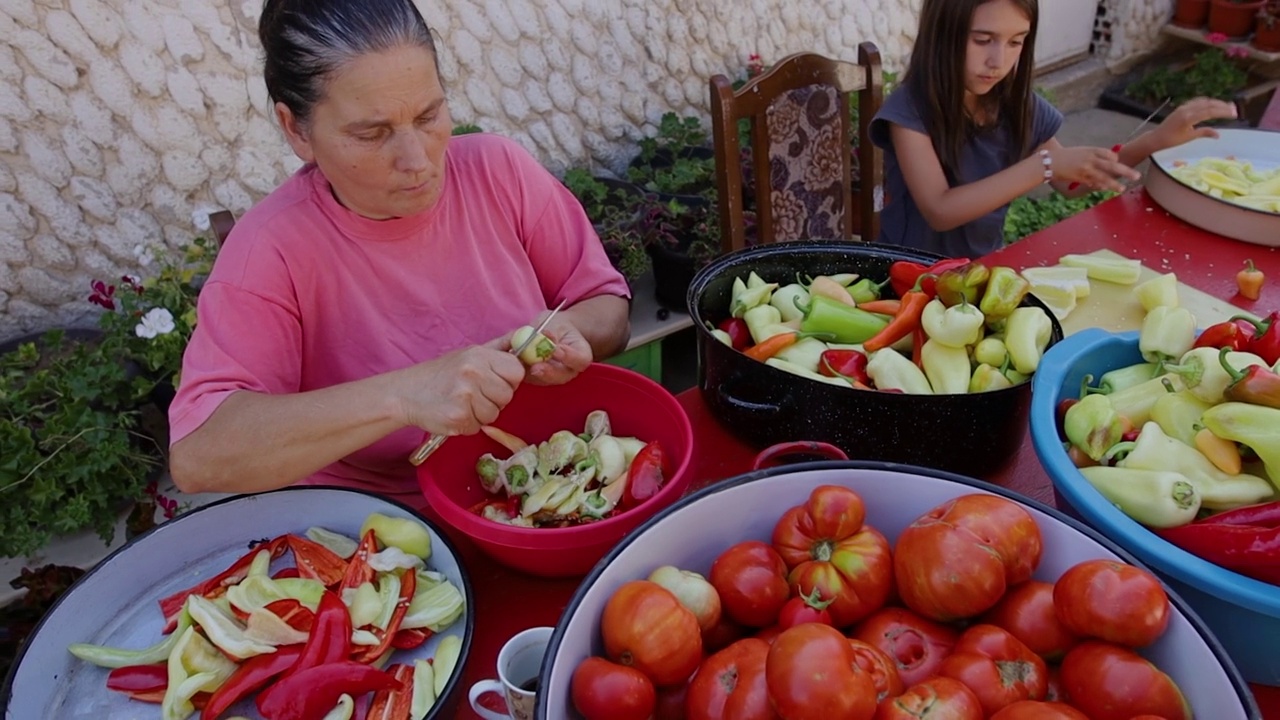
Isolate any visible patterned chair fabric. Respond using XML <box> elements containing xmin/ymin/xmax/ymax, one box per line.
<box><xmin>765</xmin><ymin>84</ymin><xmax>846</xmax><ymax>243</ymax></box>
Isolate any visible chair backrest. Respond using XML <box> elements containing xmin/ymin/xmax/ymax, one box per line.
<box><xmin>209</xmin><ymin>210</ymin><xmax>236</xmax><ymax>249</ymax></box>
<box><xmin>709</xmin><ymin>44</ymin><xmax>883</xmax><ymax>254</ymax></box>
<box><xmin>1235</xmin><ymin>79</ymin><xmax>1280</xmax><ymax>131</ymax></box>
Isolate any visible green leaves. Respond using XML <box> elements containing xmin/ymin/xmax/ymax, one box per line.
<box><xmin>1003</xmin><ymin>191</ymin><xmax>1116</xmax><ymax>244</ymax></box>
<box><xmin>1125</xmin><ymin>49</ymin><xmax>1248</xmax><ymax>109</ymax></box>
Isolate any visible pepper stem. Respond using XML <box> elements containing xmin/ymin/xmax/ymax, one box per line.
<box><xmin>1218</xmin><ymin>346</ymin><xmax>1246</xmax><ymax>383</ymax></box>
<box><xmin>1101</xmin><ymin>441</ymin><xmax>1136</xmax><ymax>464</ymax></box>
<box><xmin>1230</xmin><ymin>314</ymin><xmax>1269</xmax><ymax>335</ymax></box>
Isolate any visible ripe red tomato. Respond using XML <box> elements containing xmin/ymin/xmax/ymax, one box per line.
<box><xmin>1058</xmin><ymin>641</ymin><xmax>1191</xmax><ymax>720</ymax></box>
<box><xmin>766</xmin><ymin>624</ymin><xmax>877</xmax><ymax>720</ymax></box>
<box><xmin>848</xmin><ymin>638</ymin><xmax>904</xmax><ymax>706</ymax></box>
<box><xmin>601</xmin><ymin>580</ymin><xmax>704</xmax><ymax>687</ymax></box>
<box><xmin>776</xmin><ymin>589</ymin><xmax>834</xmax><ymax>629</ymax></box>
<box><xmin>874</xmin><ymin>676</ymin><xmax>984</xmax><ymax>720</ymax></box>
<box><xmin>988</xmin><ymin>700</ymin><xmax>1089</xmax><ymax>719</ymax></box>
<box><xmin>703</xmin><ymin>616</ymin><xmax>749</xmax><ymax>653</ymax></box>
<box><xmin>981</xmin><ymin>580</ymin><xmax>1080</xmax><ymax>661</ymax></box>
<box><xmin>938</xmin><ymin>624</ymin><xmax>1048</xmax><ymax>716</ymax></box>
<box><xmin>851</xmin><ymin>606</ymin><xmax>959</xmax><ymax>687</ymax></box>
<box><xmin>571</xmin><ymin>656</ymin><xmax>657</xmax><ymax>720</ymax></box>
<box><xmin>685</xmin><ymin>638</ymin><xmax>777</xmax><ymax>720</ymax></box>
<box><xmin>1053</xmin><ymin>560</ymin><xmax>1170</xmax><ymax>648</ymax></box>
<box><xmin>654</xmin><ymin>682</ymin><xmax>689</xmax><ymax>720</ymax></box>
<box><xmin>894</xmin><ymin>494</ymin><xmax>1042</xmax><ymax>621</ymax></box>
<box><xmin>772</xmin><ymin>485</ymin><xmax>893</xmax><ymax>627</ymax></box>
<box><xmin>708</xmin><ymin>541</ymin><xmax>791</xmax><ymax>628</ymax></box>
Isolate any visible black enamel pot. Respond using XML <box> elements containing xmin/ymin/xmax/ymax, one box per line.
<box><xmin>686</xmin><ymin>240</ymin><xmax>1064</xmax><ymax>477</ymax></box>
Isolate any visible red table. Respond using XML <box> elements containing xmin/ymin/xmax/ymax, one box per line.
<box><xmin>451</xmin><ymin>188</ymin><xmax>1280</xmax><ymax>718</ymax></box>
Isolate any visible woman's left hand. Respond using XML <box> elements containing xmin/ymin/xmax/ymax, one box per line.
<box><xmin>522</xmin><ymin>311</ymin><xmax>593</xmax><ymax>386</ymax></box>
<box><xmin>1149</xmin><ymin>97</ymin><xmax>1239</xmax><ymax>150</ymax></box>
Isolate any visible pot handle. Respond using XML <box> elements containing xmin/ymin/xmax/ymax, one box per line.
<box><xmin>715</xmin><ymin>381</ymin><xmax>781</xmax><ymax>416</ymax></box>
<box><xmin>752</xmin><ymin>441</ymin><xmax>849</xmax><ymax>470</ymax></box>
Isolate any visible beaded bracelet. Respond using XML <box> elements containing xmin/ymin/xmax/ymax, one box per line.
<box><xmin>1038</xmin><ymin>149</ymin><xmax>1053</xmax><ymax>184</ymax></box>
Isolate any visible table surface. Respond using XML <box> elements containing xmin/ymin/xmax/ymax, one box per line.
<box><xmin>448</xmin><ymin>188</ymin><xmax>1280</xmax><ymax>719</ymax></box>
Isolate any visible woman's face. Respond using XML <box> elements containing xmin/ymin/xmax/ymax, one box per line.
<box><xmin>965</xmin><ymin>0</ymin><xmax>1031</xmax><ymax>101</ymax></box>
<box><xmin>277</xmin><ymin>44</ymin><xmax>452</xmax><ymax>220</ymax></box>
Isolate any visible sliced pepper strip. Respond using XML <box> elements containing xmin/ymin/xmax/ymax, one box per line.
<box><xmin>353</xmin><ymin>568</ymin><xmax>417</xmax><ymax>664</ymax></box>
<box><xmin>288</xmin><ymin>590</ymin><xmax>353</xmax><ymax>676</ymax></box>
<box><xmin>107</xmin><ymin>663</ymin><xmax>168</xmax><ymax>703</ymax></box>
<box><xmin>158</xmin><ymin>536</ymin><xmax>288</xmax><ymax>634</ymax></box>
<box><xmin>339</xmin><ymin>530</ymin><xmax>379</xmax><ymax>593</ymax></box>
<box><xmin>287</xmin><ymin>534</ymin><xmax>349</xmax><ymax>588</ymax></box>
<box><xmin>200</xmin><ymin>645</ymin><xmax>303</xmax><ymax>720</ymax></box>
<box><xmin>256</xmin><ymin>661</ymin><xmax>403</xmax><ymax>720</ymax></box>
<box><xmin>367</xmin><ymin>662</ymin><xmax>416</xmax><ymax>720</ymax></box>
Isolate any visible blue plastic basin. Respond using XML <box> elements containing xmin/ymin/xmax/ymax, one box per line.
<box><xmin>1030</xmin><ymin>328</ymin><xmax>1280</xmax><ymax>687</ymax></box>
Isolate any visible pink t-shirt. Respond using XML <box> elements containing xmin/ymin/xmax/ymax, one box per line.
<box><xmin>169</xmin><ymin>134</ymin><xmax>631</xmax><ymax>502</ymax></box>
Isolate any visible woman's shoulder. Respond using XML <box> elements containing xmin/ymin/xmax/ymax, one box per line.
<box><xmin>447</xmin><ymin>132</ymin><xmax>539</xmax><ymax>170</ymax></box>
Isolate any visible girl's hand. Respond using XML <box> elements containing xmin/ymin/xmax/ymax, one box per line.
<box><xmin>1050</xmin><ymin>146</ymin><xmax>1141</xmax><ymax>193</ymax></box>
<box><xmin>1147</xmin><ymin>97</ymin><xmax>1238</xmax><ymax>151</ymax></box>
<box><xmin>397</xmin><ymin>343</ymin><xmax>526</xmax><ymax>436</ymax></box>
<box><xmin>522</xmin><ymin>312</ymin><xmax>593</xmax><ymax>386</ymax></box>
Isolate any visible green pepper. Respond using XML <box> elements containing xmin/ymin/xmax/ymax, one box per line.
<box><xmin>1162</xmin><ymin>347</ymin><xmax>1268</xmax><ymax>405</ymax></box>
<box><xmin>969</xmin><ymin>363</ymin><xmax>1013</xmax><ymax>393</ymax></box>
<box><xmin>742</xmin><ymin>304</ymin><xmax>784</xmax><ymax>344</ymax></box>
<box><xmin>1064</xmin><ymin>393</ymin><xmax>1125</xmax><ymax>461</ymax></box>
<box><xmin>69</xmin><ymin>608</ymin><xmax>194</xmax><ymax>668</ymax></box>
<box><xmin>972</xmin><ymin>336</ymin><xmax>1008</xmax><ymax>368</ymax></box>
<box><xmin>1107</xmin><ymin>374</ymin><xmax>1184</xmax><ymax>427</ymax></box>
<box><xmin>978</xmin><ymin>266</ymin><xmax>1031</xmax><ymax>320</ymax></box>
<box><xmin>796</xmin><ymin>295</ymin><xmax>889</xmax><ymax>344</ymax></box>
<box><xmin>921</xmin><ymin>298</ymin><xmax>985</xmax><ymax>348</ymax></box>
<box><xmin>866</xmin><ymin>349</ymin><xmax>933</xmax><ymax>394</ymax></box>
<box><xmin>770</xmin><ymin>283</ymin><xmax>810</xmax><ymax>322</ymax></box>
<box><xmin>1004</xmin><ymin>306</ymin><xmax>1052</xmax><ymax>375</ymax></box>
<box><xmin>1095</xmin><ymin>361</ymin><xmax>1159</xmax><ymax>394</ymax></box>
<box><xmin>1149</xmin><ymin>390</ymin><xmax>1214</xmax><ymax>447</ymax></box>
<box><xmin>1077</xmin><ymin>466</ymin><xmax>1201</xmax><ymax>528</ymax></box>
<box><xmin>1201</xmin><ymin>402</ymin><xmax>1280</xmax><ymax>489</ymax></box>
<box><xmin>1138</xmin><ymin>305</ymin><xmax>1197</xmax><ymax>368</ymax></box>
<box><xmin>847</xmin><ymin>277</ymin><xmax>890</xmax><ymax>304</ymax></box>
<box><xmin>921</xmin><ymin>339</ymin><xmax>971</xmax><ymax>394</ymax></box>
<box><xmin>935</xmin><ymin>262</ymin><xmax>991</xmax><ymax>307</ymax></box>
<box><xmin>730</xmin><ymin>281</ymin><xmax>779</xmax><ymax>318</ymax></box>
<box><xmin>1111</xmin><ymin>421</ymin><xmax>1275</xmax><ymax>510</ymax></box>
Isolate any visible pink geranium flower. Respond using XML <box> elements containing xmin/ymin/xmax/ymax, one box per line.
<box><xmin>1205</xmin><ymin>31</ymin><xmax>1229</xmax><ymax>44</ymax></box>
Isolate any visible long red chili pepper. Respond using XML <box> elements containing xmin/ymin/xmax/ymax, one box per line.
<box><xmin>287</xmin><ymin>590</ymin><xmax>352</xmax><ymax>677</ymax></box>
<box><xmin>1155</xmin><ymin>523</ymin><xmax>1280</xmax><ymax>586</ymax></box>
<box><xmin>158</xmin><ymin>536</ymin><xmax>288</xmax><ymax>633</ymax></box>
<box><xmin>256</xmin><ymin>662</ymin><xmax>402</xmax><ymax>720</ymax></box>
<box><xmin>201</xmin><ymin>645</ymin><xmax>303</xmax><ymax>720</ymax></box>
<box><xmin>106</xmin><ymin>663</ymin><xmax>168</xmax><ymax>703</ymax></box>
<box><xmin>864</xmin><ymin>281</ymin><xmax>931</xmax><ymax>353</ymax></box>
<box><xmin>1219</xmin><ymin>346</ymin><xmax>1280</xmax><ymax>409</ymax></box>
<box><xmin>1238</xmin><ymin>312</ymin><xmax>1280</xmax><ymax>365</ymax></box>
<box><xmin>352</xmin><ymin>568</ymin><xmax>417</xmax><ymax>664</ymax></box>
<box><xmin>1193</xmin><ymin>318</ymin><xmax>1256</xmax><ymax>351</ymax></box>
<box><xmin>818</xmin><ymin>349</ymin><xmax>870</xmax><ymax>383</ymax></box>
<box><xmin>1200</xmin><ymin>500</ymin><xmax>1280</xmax><ymax>529</ymax></box>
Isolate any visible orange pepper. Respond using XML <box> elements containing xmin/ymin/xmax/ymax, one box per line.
<box><xmin>1237</xmin><ymin>259</ymin><xmax>1264</xmax><ymax>301</ymax></box>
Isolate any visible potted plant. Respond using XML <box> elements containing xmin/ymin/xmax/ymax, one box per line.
<box><xmin>1173</xmin><ymin>0</ymin><xmax>1212</xmax><ymax>28</ymax></box>
<box><xmin>1209</xmin><ymin>0</ymin><xmax>1265</xmax><ymax>38</ymax></box>
<box><xmin>626</xmin><ymin>112</ymin><xmax>716</xmax><ymax>200</ymax></box>
<box><xmin>1255</xmin><ymin>1</ymin><xmax>1280</xmax><ymax>51</ymax></box>
<box><xmin>1123</xmin><ymin>48</ymin><xmax>1249</xmax><ymax>113</ymax></box>
<box><xmin>632</xmin><ymin>195</ymin><xmax>724</xmax><ymax>309</ymax></box>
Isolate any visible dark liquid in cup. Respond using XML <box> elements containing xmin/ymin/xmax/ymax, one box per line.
<box><xmin>518</xmin><ymin>676</ymin><xmax>540</xmax><ymax>693</ymax></box>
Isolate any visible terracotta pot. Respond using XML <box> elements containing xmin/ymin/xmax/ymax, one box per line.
<box><xmin>1254</xmin><ymin>15</ymin><xmax>1280</xmax><ymax>51</ymax></box>
<box><xmin>1173</xmin><ymin>0</ymin><xmax>1211</xmax><ymax>28</ymax></box>
<box><xmin>1208</xmin><ymin>0</ymin><xmax>1264</xmax><ymax>38</ymax></box>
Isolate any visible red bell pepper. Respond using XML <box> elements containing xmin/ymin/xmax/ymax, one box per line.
<box><xmin>288</xmin><ymin>590</ymin><xmax>352</xmax><ymax>676</ymax></box>
<box><xmin>158</xmin><ymin>536</ymin><xmax>288</xmax><ymax>633</ymax></box>
<box><xmin>390</xmin><ymin>627</ymin><xmax>433</xmax><ymax>650</ymax></box>
<box><xmin>718</xmin><ymin>317</ymin><xmax>752</xmax><ymax>351</ymax></box>
<box><xmin>1192</xmin><ymin>318</ymin><xmax>1256</xmax><ymax>351</ymax></box>
<box><xmin>888</xmin><ymin>258</ymin><xmax>970</xmax><ymax>298</ymax></box>
<box><xmin>287</xmin><ymin>534</ymin><xmax>349</xmax><ymax>588</ymax></box>
<box><xmin>256</xmin><ymin>662</ymin><xmax>402</xmax><ymax>720</ymax></box>
<box><xmin>106</xmin><ymin>663</ymin><xmax>168</xmax><ymax>703</ymax></box>
<box><xmin>818</xmin><ymin>349</ymin><xmax>870</xmax><ymax>384</ymax></box>
<box><xmin>1238</xmin><ymin>312</ymin><xmax>1280</xmax><ymax>365</ymax></box>
<box><xmin>352</xmin><ymin>568</ymin><xmax>417</xmax><ymax>664</ymax></box>
<box><xmin>340</xmin><ymin>530</ymin><xmax>379</xmax><ymax>592</ymax></box>
<box><xmin>622</xmin><ymin>441</ymin><xmax>666</xmax><ymax>508</ymax></box>
<box><xmin>367</xmin><ymin>663</ymin><xmax>417</xmax><ymax>720</ymax></box>
<box><xmin>1219</xmin><ymin>346</ymin><xmax>1280</xmax><ymax>409</ymax></box>
<box><xmin>264</xmin><ymin>598</ymin><xmax>315</xmax><ymax>633</ymax></box>
<box><xmin>201</xmin><ymin>645</ymin><xmax>303</xmax><ymax>720</ymax></box>
<box><xmin>272</xmin><ymin>567</ymin><xmax>301</xmax><ymax>580</ymax></box>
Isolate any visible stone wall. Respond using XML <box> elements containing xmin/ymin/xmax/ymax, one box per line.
<box><xmin>0</xmin><ymin>0</ymin><xmax>1170</xmax><ymax>339</ymax></box>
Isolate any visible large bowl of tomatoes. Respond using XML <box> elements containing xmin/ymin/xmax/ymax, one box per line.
<box><xmin>535</xmin><ymin>462</ymin><xmax>1258</xmax><ymax>719</ymax></box>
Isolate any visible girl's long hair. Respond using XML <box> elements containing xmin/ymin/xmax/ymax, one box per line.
<box><xmin>903</xmin><ymin>0</ymin><xmax>1039</xmax><ymax>182</ymax></box>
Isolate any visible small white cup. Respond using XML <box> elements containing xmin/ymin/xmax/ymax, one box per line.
<box><xmin>468</xmin><ymin>626</ymin><xmax>554</xmax><ymax>720</ymax></box>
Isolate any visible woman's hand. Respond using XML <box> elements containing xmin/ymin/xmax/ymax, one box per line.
<box><xmin>1147</xmin><ymin>97</ymin><xmax>1238</xmax><ymax>151</ymax></box>
<box><xmin>396</xmin><ymin>343</ymin><xmax>526</xmax><ymax>437</ymax></box>
<box><xmin>1049</xmin><ymin>146</ymin><xmax>1141</xmax><ymax>193</ymax></box>
<box><xmin>522</xmin><ymin>311</ymin><xmax>593</xmax><ymax>386</ymax></box>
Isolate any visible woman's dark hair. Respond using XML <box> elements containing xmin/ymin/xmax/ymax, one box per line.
<box><xmin>258</xmin><ymin>0</ymin><xmax>438</xmax><ymax>125</ymax></box>
<box><xmin>903</xmin><ymin>0</ymin><xmax>1039</xmax><ymax>182</ymax></box>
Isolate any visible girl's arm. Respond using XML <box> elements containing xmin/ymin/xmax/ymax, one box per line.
<box><xmin>891</xmin><ymin>125</ymin><xmax>1139</xmax><ymax>232</ymax></box>
<box><xmin>1116</xmin><ymin>97</ymin><xmax>1238</xmax><ymax>168</ymax></box>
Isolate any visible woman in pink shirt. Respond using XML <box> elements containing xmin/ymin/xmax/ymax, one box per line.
<box><xmin>167</xmin><ymin>0</ymin><xmax>632</xmax><ymax>506</ymax></box>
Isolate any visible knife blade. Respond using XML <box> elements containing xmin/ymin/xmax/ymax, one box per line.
<box><xmin>409</xmin><ymin>298</ymin><xmax>569</xmax><ymax>466</ymax></box>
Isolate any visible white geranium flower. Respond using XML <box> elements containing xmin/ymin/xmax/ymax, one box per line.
<box><xmin>133</xmin><ymin>243</ymin><xmax>155</xmax><ymax>267</ymax></box>
<box><xmin>135</xmin><ymin>307</ymin><xmax>175</xmax><ymax>339</ymax></box>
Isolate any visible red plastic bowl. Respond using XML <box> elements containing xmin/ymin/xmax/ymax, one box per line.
<box><xmin>416</xmin><ymin>363</ymin><xmax>694</xmax><ymax>578</ymax></box>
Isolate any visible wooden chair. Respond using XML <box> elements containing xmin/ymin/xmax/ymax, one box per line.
<box><xmin>709</xmin><ymin>44</ymin><xmax>884</xmax><ymax>254</ymax></box>
<box><xmin>1235</xmin><ymin>79</ymin><xmax>1280</xmax><ymax>131</ymax></box>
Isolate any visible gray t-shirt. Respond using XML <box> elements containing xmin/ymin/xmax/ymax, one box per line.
<box><xmin>871</xmin><ymin>86</ymin><xmax>1063</xmax><ymax>258</ymax></box>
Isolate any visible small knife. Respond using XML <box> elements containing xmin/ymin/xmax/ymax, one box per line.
<box><xmin>408</xmin><ymin>299</ymin><xmax>569</xmax><ymax>466</ymax></box>
<box><xmin>1067</xmin><ymin>97</ymin><xmax>1172</xmax><ymax>191</ymax></box>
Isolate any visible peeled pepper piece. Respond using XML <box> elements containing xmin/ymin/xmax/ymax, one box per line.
<box><xmin>1162</xmin><ymin>347</ymin><xmax>1268</xmax><ymax>404</ymax></box>
<box><xmin>1139</xmin><ymin>305</ymin><xmax>1197</xmax><ymax>367</ymax></box>
<box><xmin>1064</xmin><ymin>393</ymin><xmax>1125</xmax><ymax>461</ymax></box>
<box><xmin>921</xmin><ymin>298</ymin><xmax>984</xmax><ymax>348</ymax></box>
<box><xmin>1078</xmin><ymin>466</ymin><xmax>1202</xmax><ymax>528</ymax></box>
<box><xmin>1201</xmin><ymin>402</ymin><xmax>1280</xmax><ymax>488</ymax></box>
<box><xmin>1149</xmin><ymin>390</ymin><xmax>1214</xmax><ymax>447</ymax></box>
<box><xmin>1059</xmin><ymin>253</ymin><xmax>1142</xmax><ymax>285</ymax></box>
<box><xmin>921</xmin><ymin>339</ymin><xmax>972</xmax><ymax>394</ymax></box>
<box><xmin>935</xmin><ymin>262</ymin><xmax>991</xmax><ymax>307</ymax></box>
<box><xmin>867</xmin><ymin>349</ymin><xmax>933</xmax><ymax>394</ymax></box>
<box><xmin>1133</xmin><ymin>272</ymin><xmax>1180</xmax><ymax>311</ymax></box>
<box><xmin>1004</xmin><ymin>306</ymin><xmax>1053</xmax><ymax>375</ymax></box>
<box><xmin>978</xmin><ymin>266</ymin><xmax>1031</xmax><ymax>319</ymax></box>
<box><xmin>1114</xmin><ymin>421</ymin><xmax>1275</xmax><ymax>510</ymax></box>
<box><xmin>969</xmin><ymin>363</ymin><xmax>1014</xmax><ymax>392</ymax></box>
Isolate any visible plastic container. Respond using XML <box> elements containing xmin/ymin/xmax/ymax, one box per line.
<box><xmin>1030</xmin><ymin>327</ymin><xmax>1280</xmax><ymax>687</ymax></box>
<box><xmin>535</xmin><ymin>462</ymin><xmax>1259</xmax><ymax>718</ymax></box>
<box><xmin>416</xmin><ymin>362</ymin><xmax>694</xmax><ymax>578</ymax></box>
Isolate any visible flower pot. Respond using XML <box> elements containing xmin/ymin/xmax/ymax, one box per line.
<box><xmin>1208</xmin><ymin>0</ymin><xmax>1264</xmax><ymax>38</ymax></box>
<box><xmin>648</xmin><ymin>242</ymin><xmax>698</xmax><ymax>311</ymax></box>
<box><xmin>1254</xmin><ymin>17</ymin><xmax>1280</xmax><ymax>51</ymax></box>
<box><xmin>1173</xmin><ymin>0</ymin><xmax>1212</xmax><ymax>27</ymax></box>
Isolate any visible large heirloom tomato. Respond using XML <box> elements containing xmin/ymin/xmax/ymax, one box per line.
<box><xmin>1058</xmin><ymin>641</ymin><xmax>1192</xmax><ymax>720</ymax></box>
<box><xmin>848</xmin><ymin>639</ymin><xmax>904</xmax><ymax>706</ymax></box>
<box><xmin>937</xmin><ymin>624</ymin><xmax>1048</xmax><ymax>716</ymax></box>
<box><xmin>766</xmin><ymin>623</ymin><xmax>877</xmax><ymax>720</ymax></box>
<box><xmin>1053</xmin><ymin>560</ymin><xmax>1170</xmax><ymax>648</ymax></box>
<box><xmin>895</xmin><ymin>494</ymin><xmax>1042</xmax><ymax>621</ymax></box>
<box><xmin>874</xmin><ymin>677</ymin><xmax>984</xmax><ymax>720</ymax></box>
<box><xmin>981</xmin><ymin>580</ymin><xmax>1080</xmax><ymax>661</ymax></box>
<box><xmin>685</xmin><ymin>638</ymin><xmax>777</xmax><ymax>720</ymax></box>
<box><xmin>852</xmin><ymin>606</ymin><xmax>959</xmax><ymax>687</ymax></box>
<box><xmin>772</xmin><ymin>485</ymin><xmax>894</xmax><ymax>628</ymax></box>
<box><xmin>571</xmin><ymin>656</ymin><xmax>657</xmax><ymax>720</ymax></box>
<box><xmin>988</xmin><ymin>700</ymin><xmax>1089</xmax><ymax>719</ymax></box>
<box><xmin>602</xmin><ymin>580</ymin><xmax>704</xmax><ymax>687</ymax></box>
<box><xmin>709</xmin><ymin>541</ymin><xmax>791</xmax><ymax>628</ymax></box>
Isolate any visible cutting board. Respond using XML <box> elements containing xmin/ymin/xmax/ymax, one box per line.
<box><xmin>1046</xmin><ymin>250</ymin><xmax>1257</xmax><ymax>336</ymax></box>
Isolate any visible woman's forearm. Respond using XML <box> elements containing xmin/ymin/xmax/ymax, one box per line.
<box><xmin>168</xmin><ymin>375</ymin><xmax>406</xmax><ymax>495</ymax></box>
<box><xmin>564</xmin><ymin>294</ymin><xmax>631</xmax><ymax>359</ymax></box>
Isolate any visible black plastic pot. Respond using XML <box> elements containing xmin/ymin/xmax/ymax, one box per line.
<box><xmin>687</xmin><ymin>240</ymin><xmax>1064</xmax><ymax>478</ymax></box>
<box><xmin>649</xmin><ymin>242</ymin><xmax>699</xmax><ymax>310</ymax></box>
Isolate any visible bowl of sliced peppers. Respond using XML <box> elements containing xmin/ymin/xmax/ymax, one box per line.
<box><xmin>1031</xmin><ymin>324</ymin><xmax>1280</xmax><ymax>686</ymax></box>
<box><xmin>416</xmin><ymin>362</ymin><xmax>694</xmax><ymax>579</ymax></box>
